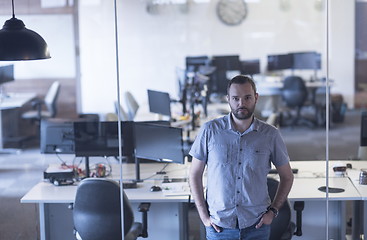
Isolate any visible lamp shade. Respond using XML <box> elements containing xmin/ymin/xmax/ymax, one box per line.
<box><xmin>0</xmin><ymin>17</ymin><xmax>51</xmax><ymax>61</ymax></box>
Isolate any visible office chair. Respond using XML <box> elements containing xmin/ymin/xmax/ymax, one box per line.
<box><xmin>22</xmin><ymin>81</ymin><xmax>61</xmax><ymax>123</ymax></box>
<box><xmin>267</xmin><ymin>177</ymin><xmax>295</xmax><ymax>240</ymax></box>
<box><xmin>280</xmin><ymin>76</ymin><xmax>315</xmax><ymax>128</ymax></box>
<box><xmin>72</xmin><ymin>178</ymin><xmax>150</xmax><ymax>240</ymax></box>
<box><xmin>114</xmin><ymin>101</ymin><xmax>129</xmax><ymax>121</ymax></box>
<box><xmin>124</xmin><ymin>91</ymin><xmax>139</xmax><ymax>120</ymax></box>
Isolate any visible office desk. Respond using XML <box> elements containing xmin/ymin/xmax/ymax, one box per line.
<box><xmin>21</xmin><ymin>163</ymin><xmax>190</xmax><ymax>240</ymax></box>
<box><xmin>0</xmin><ymin>92</ymin><xmax>36</xmax><ymax>152</ymax></box>
<box><xmin>337</xmin><ymin>161</ymin><xmax>367</xmax><ymax>239</ymax></box>
<box><xmin>22</xmin><ymin>161</ymin><xmax>364</xmax><ymax>240</ymax></box>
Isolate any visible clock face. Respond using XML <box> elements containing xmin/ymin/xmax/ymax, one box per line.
<box><xmin>216</xmin><ymin>0</ymin><xmax>248</xmax><ymax>26</ymax></box>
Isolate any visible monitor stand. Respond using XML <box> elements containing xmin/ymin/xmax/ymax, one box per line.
<box><xmin>84</xmin><ymin>156</ymin><xmax>90</xmax><ymax>178</ymax></box>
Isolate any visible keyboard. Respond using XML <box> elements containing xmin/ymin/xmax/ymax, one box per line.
<box><xmin>161</xmin><ymin>182</ymin><xmax>190</xmax><ymax>196</ymax></box>
<box><xmin>268</xmin><ymin>168</ymin><xmax>299</xmax><ymax>174</ymax></box>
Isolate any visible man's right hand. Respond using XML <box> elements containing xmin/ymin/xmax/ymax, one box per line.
<box><xmin>202</xmin><ymin>216</ymin><xmax>222</xmax><ymax>233</ymax></box>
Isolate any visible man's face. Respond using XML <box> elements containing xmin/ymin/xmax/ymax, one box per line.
<box><xmin>227</xmin><ymin>83</ymin><xmax>258</xmax><ymax>120</ymax></box>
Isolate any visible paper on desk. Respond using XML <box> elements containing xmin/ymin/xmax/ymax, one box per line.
<box><xmin>161</xmin><ymin>182</ymin><xmax>190</xmax><ymax>196</ymax></box>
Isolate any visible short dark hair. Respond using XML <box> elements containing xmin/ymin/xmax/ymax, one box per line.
<box><xmin>227</xmin><ymin>75</ymin><xmax>257</xmax><ymax>95</ymax></box>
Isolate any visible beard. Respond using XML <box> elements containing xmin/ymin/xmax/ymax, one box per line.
<box><xmin>232</xmin><ymin>106</ymin><xmax>255</xmax><ymax>120</ymax></box>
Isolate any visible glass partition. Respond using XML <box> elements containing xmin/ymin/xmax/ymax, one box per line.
<box><xmin>77</xmin><ymin>0</ymin><xmax>362</xmax><ymax>239</ymax></box>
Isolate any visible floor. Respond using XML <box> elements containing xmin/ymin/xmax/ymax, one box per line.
<box><xmin>0</xmin><ymin>109</ymin><xmax>364</xmax><ymax>240</ymax></box>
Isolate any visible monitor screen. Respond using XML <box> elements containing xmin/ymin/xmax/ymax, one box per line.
<box><xmin>0</xmin><ymin>65</ymin><xmax>14</xmax><ymax>85</ymax></box>
<box><xmin>292</xmin><ymin>52</ymin><xmax>321</xmax><ymax>70</ymax></box>
<box><xmin>40</xmin><ymin>119</ymin><xmax>75</xmax><ymax>154</ymax></box>
<box><xmin>186</xmin><ymin>55</ymin><xmax>209</xmax><ymax>72</ymax></box>
<box><xmin>212</xmin><ymin>55</ymin><xmax>241</xmax><ymax>71</ymax></box>
<box><xmin>73</xmin><ymin>121</ymin><xmax>134</xmax><ymax>157</ymax></box>
<box><xmin>147</xmin><ymin>89</ymin><xmax>171</xmax><ymax>117</ymax></box>
<box><xmin>240</xmin><ymin>59</ymin><xmax>260</xmax><ymax>75</ymax></box>
<box><xmin>134</xmin><ymin>122</ymin><xmax>185</xmax><ymax>164</ymax></box>
<box><xmin>267</xmin><ymin>54</ymin><xmax>293</xmax><ymax>71</ymax></box>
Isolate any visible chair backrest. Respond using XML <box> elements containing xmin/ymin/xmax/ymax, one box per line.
<box><xmin>267</xmin><ymin>177</ymin><xmax>292</xmax><ymax>240</ymax></box>
<box><xmin>124</xmin><ymin>91</ymin><xmax>139</xmax><ymax>121</ymax></box>
<box><xmin>44</xmin><ymin>81</ymin><xmax>61</xmax><ymax>117</ymax></box>
<box><xmin>114</xmin><ymin>101</ymin><xmax>129</xmax><ymax>121</ymax></box>
<box><xmin>73</xmin><ymin>178</ymin><xmax>135</xmax><ymax>240</ymax></box>
<box><xmin>282</xmin><ymin>76</ymin><xmax>308</xmax><ymax>108</ymax></box>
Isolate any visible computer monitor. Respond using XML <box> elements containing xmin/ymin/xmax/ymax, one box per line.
<box><xmin>40</xmin><ymin>119</ymin><xmax>75</xmax><ymax>154</ymax></box>
<box><xmin>240</xmin><ymin>59</ymin><xmax>260</xmax><ymax>75</ymax></box>
<box><xmin>186</xmin><ymin>55</ymin><xmax>209</xmax><ymax>72</ymax></box>
<box><xmin>212</xmin><ymin>55</ymin><xmax>241</xmax><ymax>71</ymax></box>
<box><xmin>147</xmin><ymin>89</ymin><xmax>171</xmax><ymax>117</ymax></box>
<box><xmin>0</xmin><ymin>65</ymin><xmax>14</xmax><ymax>85</ymax></box>
<box><xmin>292</xmin><ymin>52</ymin><xmax>321</xmax><ymax>70</ymax></box>
<box><xmin>73</xmin><ymin>121</ymin><xmax>134</xmax><ymax>157</ymax></box>
<box><xmin>267</xmin><ymin>54</ymin><xmax>293</xmax><ymax>71</ymax></box>
<box><xmin>134</xmin><ymin>122</ymin><xmax>185</xmax><ymax>164</ymax></box>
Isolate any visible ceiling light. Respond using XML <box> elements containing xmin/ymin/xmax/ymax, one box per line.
<box><xmin>0</xmin><ymin>0</ymin><xmax>51</xmax><ymax>61</ymax></box>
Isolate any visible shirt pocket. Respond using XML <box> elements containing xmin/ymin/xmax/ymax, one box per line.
<box><xmin>247</xmin><ymin>149</ymin><xmax>270</xmax><ymax>170</ymax></box>
<box><xmin>208</xmin><ymin>143</ymin><xmax>231</xmax><ymax>165</ymax></box>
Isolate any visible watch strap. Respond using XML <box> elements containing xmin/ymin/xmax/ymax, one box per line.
<box><xmin>267</xmin><ymin>206</ymin><xmax>279</xmax><ymax>218</ymax></box>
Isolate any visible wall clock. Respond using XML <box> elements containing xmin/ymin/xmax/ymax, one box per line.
<box><xmin>216</xmin><ymin>0</ymin><xmax>248</xmax><ymax>26</ymax></box>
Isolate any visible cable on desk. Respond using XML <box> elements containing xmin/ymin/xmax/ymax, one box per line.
<box><xmin>142</xmin><ymin>163</ymin><xmax>170</xmax><ymax>181</ymax></box>
<box><xmin>55</xmin><ymin>152</ymin><xmax>67</xmax><ymax>165</ymax></box>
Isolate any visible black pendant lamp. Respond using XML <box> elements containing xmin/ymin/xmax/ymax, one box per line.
<box><xmin>0</xmin><ymin>0</ymin><xmax>51</xmax><ymax>61</ymax></box>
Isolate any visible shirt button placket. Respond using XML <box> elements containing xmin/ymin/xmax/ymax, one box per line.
<box><xmin>235</xmin><ymin>137</ymin><xmax>242</xmax><ymax>210</ymax></box>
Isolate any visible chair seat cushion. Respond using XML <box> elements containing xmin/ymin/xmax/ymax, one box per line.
<box><xmin>22</xmin><ymin>110</ymin><xmax>53</xmax><ymax>119</ymax></box>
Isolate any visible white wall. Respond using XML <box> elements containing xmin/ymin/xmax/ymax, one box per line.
<box><xmin>329</xmin><ymin>0</ymin><xmax>355</xmax><ymax>107</ymax></box>
<box><xmin>78</xmin><ymin>0</ymin><xmax>354</xmax><ymax>114</ymax></box>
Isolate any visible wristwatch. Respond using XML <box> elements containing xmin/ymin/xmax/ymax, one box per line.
<box><xmin>267</xmin><ymin>206</ymin><xmax>279</xmax><ymax>218</ymax></box>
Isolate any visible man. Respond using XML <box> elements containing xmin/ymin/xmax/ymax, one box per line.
<box><xmin>189</xmin><ymin>75</ymin><xmax>294</xmax><ymax>240</ymax></box>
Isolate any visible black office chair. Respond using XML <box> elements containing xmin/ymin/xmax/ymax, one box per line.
<box><xmin>72</xmin><ymin>178</ymin><xmax>150</xmax><ymax>240</ymax></box>
<box><xmin>267</xmin><ymin>177</ymin><xmax>295</xmax><ymax>240</ymax></box>
<box><xmin>280</xmin><ymin>76</ymin><xmax>315</xmax><ymax>128</ymax></box>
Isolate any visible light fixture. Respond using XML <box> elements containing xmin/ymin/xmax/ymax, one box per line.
<box><xmin>0</xmin><ymin>0</ymin><xmax>51</xmax><ymax>61</ymax></box>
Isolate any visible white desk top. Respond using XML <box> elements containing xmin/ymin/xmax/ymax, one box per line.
<box><xmin>21</xmin><ymin>163</ymin><xmax>191</xmax><ymax>204</ymax></box>
<box><xmin>21</xmin><ymin>160</ymin><xmax>367</xmax><ymax>205</ymax></box>
<box><xmin>287</xmin><ymin>177</ymin><xmax>360</xmax><ymax>201</ymax></box>
<box><xmin>0</xmin><ymin>92</ymin><xmax>36</xmax><ymax>110</ymax></box>
<box><xmin>21</xmin><ymin>180</ymin><xmax>190</xmax><ymax>204</ymax></box>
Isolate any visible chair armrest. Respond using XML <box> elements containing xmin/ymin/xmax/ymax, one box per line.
<box><xmin>294</xmin><ymin>201</ymin><xmax>305</xmax><ymax>236</ymax></box>
<box><xmin>138</xmin><ymin>202</ymin><xmax>151</xmax><ymax>238</ymax></box>
<box><xmin>138</xmin><ymin>202</ymin><xmax>151</xmax><ymax>212</ymax></box>
<box><xmin>30</xmin><ymin>98</ymin><xmax>44</xmax><ymax>108</ymax></box>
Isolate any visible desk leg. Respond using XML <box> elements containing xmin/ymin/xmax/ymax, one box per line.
<box><xmin>0</xmin><ymin>109</ymin><xmax>21</xmax><ymax>154</ymax></box>
<box><xmin>39</xmin><ymin>203</ymin><xmax>46</xmax><ymax>240</ymax></box>
<box><xmin>290</xmin><ymin>200</ymin><xmax>346</xmax><ymax>240</ymax></box>
<box><xmin>38</xmin><ymin>203</ymin><xmax>74</xmax><ymax>240</ymax></box>
<box><xmin>364</xmin><ymin>201</ymin><xmax>367</xmax><ymax>240</ymax></box>
<box><xmin>131</xmin><ymin>202</ymin><xmax>187</xmax><ymax>240</ymax></box>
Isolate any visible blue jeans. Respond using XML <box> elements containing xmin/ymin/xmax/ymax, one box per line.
<box><xmin>205</xmin><ymin>223</ymin><xmax>271</xmax><ymax>240</ymax></box>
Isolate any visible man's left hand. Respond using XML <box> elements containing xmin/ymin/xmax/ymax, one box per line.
<box><xmin>255</xmin><ymin>211</ymin><xmax>275</xmax><ymax>229</ymax></box>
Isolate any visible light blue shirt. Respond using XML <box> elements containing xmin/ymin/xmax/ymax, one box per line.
<box><xmin>189</xmin><ymin>114</ymin><xmax>290</xmax><ymax>229</ymax></box>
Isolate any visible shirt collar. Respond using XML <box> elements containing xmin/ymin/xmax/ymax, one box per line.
<box><xmin>226</xmin><ymin>113</ymin><xmax>260</xmax><ymax>133</ymax></box>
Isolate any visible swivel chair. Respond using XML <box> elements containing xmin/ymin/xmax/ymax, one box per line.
<box><xmin>72</xmin><ymin>178</ymin><xmax>150</xmax><ymax>240</ymax></box>
<box><xmin>22</xmin><ymin>81</ymin><xmax>61</xmax><ymax>122</ymax></box>
<box><xmin>114</xmin><ymin>101</ymin><xmax>129</xmax><ymax>121</ymax></box>
<box><xmin>124</xmin><ymin>91</ymin><xmax>139</xmax><ymax>121</ymax></box>
<box><xmin>280</xmin><ymin>76</ymin><xmax>315</xmax><ymax>128</ymax></box>
<box><xmin>267</xmin><ymin>177</ymin><xmax>295</xmax><ymax>240</ymax></box>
